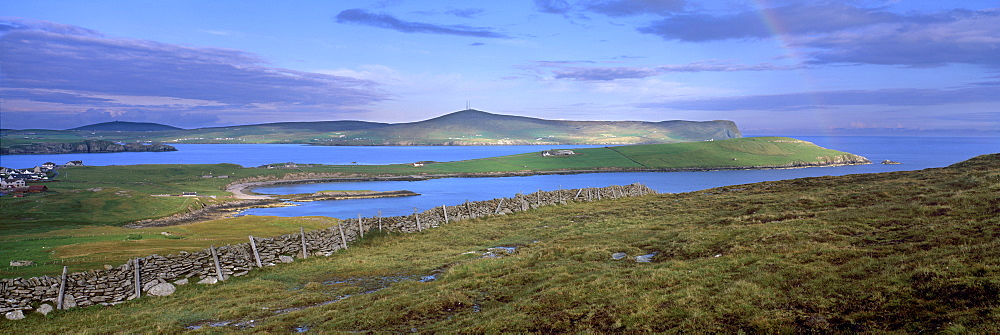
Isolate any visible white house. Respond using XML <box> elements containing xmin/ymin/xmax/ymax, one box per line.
<box><xmin>1</xmin><ymin>178</ymin><xmax>27</xmax><ymax>189</ymax></box>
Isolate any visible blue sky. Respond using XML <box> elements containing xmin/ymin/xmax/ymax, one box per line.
<box><xmin>1</xmin><ymin>0</ymin><xmax>997</xmax><ymax>135</ymax></box>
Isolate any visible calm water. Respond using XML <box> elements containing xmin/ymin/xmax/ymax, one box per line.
<box><xmin>242</xmin><ymin>136</ymin><xmax>999</xmax><ymax>219</ymax></box>
<box><xmin>2</xmin><ymin>137</ymin><xmax>995</xmax><ymax>219</ymax></box>
<box><xmin>0</xmin><ymin>144</ymin><xmax>605</xmax><ymax>168</ymax></box>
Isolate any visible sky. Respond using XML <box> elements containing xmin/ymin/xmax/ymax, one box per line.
<box><xmin>1</xmin><ymin>0</ymin><xmax>998</xmax><ymax>135</ymax></box>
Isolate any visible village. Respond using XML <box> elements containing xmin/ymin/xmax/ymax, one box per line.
<box><xmin>0</xmin><ymin>160</ymin><xmax>80</xmax><ymax>196</ymax></box>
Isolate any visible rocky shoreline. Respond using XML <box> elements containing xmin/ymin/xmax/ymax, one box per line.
<box><xmin>1</xmin><ymin>140</ymin><xmax>177</xmax><ymax>155</ymax></box>
<box><xmin>127</xmin><ymin>190</ymin><xmax>420</xmax><ymax>228</ymax></box>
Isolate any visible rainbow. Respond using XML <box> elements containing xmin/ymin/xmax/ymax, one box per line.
<box><xmin>752</xmin><ymin>0</ymin><xmax>835</xmax><ymax>136</ymax></box>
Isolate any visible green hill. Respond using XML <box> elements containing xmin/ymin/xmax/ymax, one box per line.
<box><xmin>412</xmin><ymin>137</ymin><xmax>868</xmax><ymax>174</ymax></box>
<box><xmin>1</xmin><ymin>110</ymin><xmax>741</xmax><ymax>146</ymax></box>
<box><xmin>4</xmin><ymin>154</ymin><xmax>996</xmax><ymax>332</ymax></box>
<box><xmin>333</xmin><ymin>109</ymin><xmax>740</xmax><ymax>145</ymax></box>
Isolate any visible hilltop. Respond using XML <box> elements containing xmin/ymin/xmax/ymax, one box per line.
<box><xmin>70</xmin><ymin>121</ymin><xmax>182</xmax><ymax>131</ymax></box>
<box><xmin>1</xmin><ymin>110</ymin><xmax>740</xmax><ymax>147</ymax></box>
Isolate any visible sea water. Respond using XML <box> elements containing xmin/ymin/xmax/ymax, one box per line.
<box><xmin>0</xmin><ymin>144</ymin><xmax>606</xmax><ymax>168</ymax></box>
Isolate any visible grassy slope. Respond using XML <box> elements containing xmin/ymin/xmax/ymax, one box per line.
<box><xmin>0</xmin><ymin>164</ymin><xmax>271</xmax><ymax>235</ymax></box>
<box><xmin>3</xmin><ymin>154</ymin><xmax>996</xmax><ymax>333</ymax></box>
<box><xmin>417</xmin><ymin>137</ymin><xmax>864</xmax><ymax>173</ymax></box>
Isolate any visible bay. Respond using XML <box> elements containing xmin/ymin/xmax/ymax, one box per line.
<box><xmin>243</xmin><ymin>136</ymin><xmax>999</xmax><ymax>219</ymax></box>
<box><xmin>0</xmin><ymin>144</ymin><xmax>605</xmax><ymax>168</ymax></box>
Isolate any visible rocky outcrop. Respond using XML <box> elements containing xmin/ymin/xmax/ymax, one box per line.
<box><xmin>789</xmin><ymin>154</ymin><xmax>872</xmax><ymax>167</ymax></box>
<box><xmin>0</xmin><ymin>140</ymin><xmax>177</xmax><ymax>155</ymax></box>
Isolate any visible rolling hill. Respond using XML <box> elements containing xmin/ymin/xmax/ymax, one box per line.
<box><xmin>1</xmin><ymin>110</ymin><xmax>741</xmax><ymax>147</ymax></box>
<box><xmin>324</xmin><ymin>109</ymin><xmax>741</xmax><ymax>145</ymax></box>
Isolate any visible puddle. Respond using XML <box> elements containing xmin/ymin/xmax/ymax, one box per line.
<box><xmin>482</xmin><ymin>246</ymin><xmax>518</xmax><ymax>258</ymax></box>
<box><xmin>635</xmin><ymin>251</ymin><xmax>659</xmax><ymax>263</ymax></box>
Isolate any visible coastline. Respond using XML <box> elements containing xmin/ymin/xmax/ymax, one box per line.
<box><xmin>224</xmin><ymin>159</ymin><xmax>872</xmax><ymax>199</ymax></box>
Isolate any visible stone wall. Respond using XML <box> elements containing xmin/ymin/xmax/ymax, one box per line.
<box><xmin>1</xmin><ymin>183</ymin><xmax>655</xmax><ymax>318</ymax></box>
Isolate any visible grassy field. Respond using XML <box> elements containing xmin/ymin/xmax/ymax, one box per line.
<box><xmin>0</xmin><ymin>137</ymin><xmax>866</xmax><ymax>278</ymax></box>
<box><xmin>0</xmin><ymin>216</ymin><xmax>335</xmax><ymax>278</ymax></box>
<box><xmin>2</xmin><ymin>154</ymin><xmax>996</xmax><ymax>333</ymax></box>
<box><xmin>423</xmin><ymin>136</ymin><xmax>862</xmax><ymax>173</ymax></box>
<box><xmin>0</xmin><ymin>164</ymin><xmax>269</xmax><ymax>236</ymax></box>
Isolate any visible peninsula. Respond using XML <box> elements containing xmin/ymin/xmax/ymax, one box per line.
<box><xmin>222</xmin><ymin>137</ymin><xmax>869</xmax><ymax>197</ymax></box>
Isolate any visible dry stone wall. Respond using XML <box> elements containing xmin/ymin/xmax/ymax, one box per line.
<box><xmin>1</xmin><ymin>183</ymin><xmax>655</xmax><ymax>318</ymax></box>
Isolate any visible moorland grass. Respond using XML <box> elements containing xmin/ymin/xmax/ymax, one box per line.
<box><xmin>2</xmin><ymin>154</ymin><xmax>996</xmax><ymax>333</ymax></box>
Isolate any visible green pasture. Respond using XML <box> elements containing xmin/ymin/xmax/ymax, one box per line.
<box><xmin>0</xmin><ymin>216</ymin><xmax>337</xmax><ymax>279</ymax></box>
<box><xmin>410</xmin><ymin>137</ymin><xmax>860</xmax><ymax>173</ymax></box>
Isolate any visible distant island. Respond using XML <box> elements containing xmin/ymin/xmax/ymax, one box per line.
<box><xmin>0</xmin><ymin>140</ymin><xmax>177</xmax><ymax>155</ymax></box>
<box><xmin>0</xmin><ymin>110</ymin><xmax>741</xmax><ymax>147</ymax></box>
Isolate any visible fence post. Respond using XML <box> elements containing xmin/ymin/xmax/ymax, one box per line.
<box><xmin>443</xmin><ymin>205</ymin><xmax>449</xmax><ymax>224</ymax></box>
<box><xmin>357</xmin><ymin>214</ymin><xmax>364</xmax><ymax>238</ymax></box>
<box><xmin>414</xmin><ymin>207</ymin><xmax>423</xmax><ymax>232</ymax></box>
<box><xmin>300</xmin><ymin>227</ymin><xmax>309</xmax><ymax>259</ymax></box>
<box><xmin>337</xmin><ymin>222</ymin><xmax>348</xmax><ymax>249</ymax></box>
<box><xmin>466</xmin><ymin>200</ymin><xmax>473</xmax><ymax>219</ymax></box>
<box><xmin>57</xmin><ymin>266</ymin><xmax>68</xmax><ymax>309</ymax></box>
<box><xmin>494</xmin><ymin>198</ymin><xmax>505</xmax><ymax>214</ymax></box>
<box><xmin>249</xmin><ymin>235</ymin><xmax>263</xmax><ymax>268</ymax></box>
<box><xmin>378</xmin><ymin>210</ymin><xmax>383</xmax><ymax>232</ymax></box>
<box><xmin>133</xmin><ymin>258</ymin><xmax>142</xmax><ymax>298</ymax></box>
<box><xmin>210</xmin><ymin>245</ymin><xmax>225</xmax><ymax>282</ymax></box>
